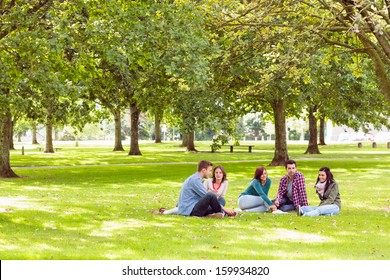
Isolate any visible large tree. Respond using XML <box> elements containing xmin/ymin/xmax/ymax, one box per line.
<box><xmin>20</xmin><ymin>1</ymin><xmax>93</xmax><ymax>153</ymax></box>
<box><xmin>0</xmin><ymin>0</ymin><xmax>58</xmax><ymax>177</ymax></box>
<box><xmin>83</xmin><ymin>0</ymin><xmax>213</xmax><ymax>154</ymax></box>
<box><xmin>301</xmin><ymin>47</ymin><xmax>390</xmax><ymax>154</ymax></box>
<box><xmin>309</xmin><ymin>0</ymin><xmax>390</xmax><ymax>102</ymax></box>
<box><xmin>87</xmin><ymin>62</ymin><xmax>130</xmax><ymax>152</ymax></box>
<box><xmin>204</xmin><ymin>0</ymin><xmax>315</xmax><ymax>165</ymax></box>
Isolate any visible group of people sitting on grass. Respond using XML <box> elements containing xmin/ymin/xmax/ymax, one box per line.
<box><xmin>157</xmin><ymin>159</ymin><xmax>341</xmax><ymax>218</ymax></box>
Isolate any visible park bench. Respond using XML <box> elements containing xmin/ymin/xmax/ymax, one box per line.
<box><xmin>36</xmin><ymin>147</ymin><xmax>62</xmax><ymax>152</ymax></box>
<box><xmin>211</xmin><ymin>145</ymin><xmax>254</xmax><ymax>152</ymax></box>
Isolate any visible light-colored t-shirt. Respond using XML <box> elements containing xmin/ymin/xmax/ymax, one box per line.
<box><xmin>203</xmin><ymin>178</ymin><xmax>228</xmax><ymax>199</ymax></box>
<box><xmin>287</xmin><ymin>180</ymin><xmax>293</xmax><ymax>200</ymax></box>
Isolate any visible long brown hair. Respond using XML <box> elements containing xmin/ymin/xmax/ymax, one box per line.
<box><xmin>212</xmin><ymin>165</ymin><xmax>227</xmax><ymax>183</ymax></box>
<box><xmin>316</xmin><ymin>166</ymin><xmax>334</xmax><ymax>187</ymax></box>
<box><xmin>254</xmin><ymin>166</ymin><xmax>266</xmax><ymax>181</ymax></box>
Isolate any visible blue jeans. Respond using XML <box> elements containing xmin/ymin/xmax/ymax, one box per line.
<box><xmin>301</xmin><ymin>204</ymin><xmax>340</xmax><ymax>217</ymax></box>
<box><xmin>238</xmin><ymin>195</ymin><xmax>269</xmax><ymax>212</ymax></box>
<box><xmin>273</xmin><ymin>196</ymin><xmax>296</xmax><ymax>212</ymax></box>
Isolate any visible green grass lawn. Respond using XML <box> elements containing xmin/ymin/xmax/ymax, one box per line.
<box><xmin>1</xmin><ymin>141</ymin><xmax>389</xmax><ymax>259</ymax></box>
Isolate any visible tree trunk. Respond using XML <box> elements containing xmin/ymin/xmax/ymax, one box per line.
<box><xmin>9</xmin><ymin>117</ymin><xmax>15</xmax><ymax>150</ymax></box>
<box><xmin>269</xmin><ymin>99</ymin><xmax>289</xmax><ymax>166</ymax></box>
<box><xmin>0</xmin><ymin>109</ymin><xmax>18</xmax><ymax>178</ymax></box>
<box><xmin>154</xmin><ymin>112</ymin><xmax>162</xmax><ymax>143</ymax></box>
<box><xmin>305</xmin><ymin>106</ymin><xmax>321</xmax><ymax>154</ymax></box>
<box><xmin>186</xmin><ymin>130</ymin><xmax>197</xmax><ymax>152</ymax></box>
<box><xmin>181</xmin><ymin>133</ymin><xmax>188</xmax><ymax>147</ymax></box>
<box><xmin>45</xmin><ymin>122</ymin><xmax>54</xmax><ymax>153</ymax></box>
<box><xmin>32</xmin><ymin>123</ymin><xmax>39</xmax><ymax>144</ymax></box>
<box><xmin>113</xmin><ymin>110</ymin><xmax>124</xmax><ymax>151</ymax></box>
<box><xmin>128</xmin><ymin>103</ymin><xmax>142</xmax><ymax>155</ymax></box>
<box><xmin>319</xmin><ymin>117</ymin><xmax>326</xmax><ymax>145</ymax></box>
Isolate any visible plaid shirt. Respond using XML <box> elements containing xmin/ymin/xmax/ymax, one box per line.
<box><xmin>276</xmin><ymin>171</ymin><xmax>308</xmax><ymax>208</ymax></box>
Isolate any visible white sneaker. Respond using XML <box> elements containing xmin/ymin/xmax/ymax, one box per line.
<box><xmin>297</xmin><ymin>205</ymin><xmax>303</xmax><ymax>216</ymax></box>
<box><xmin>272</xmin><ymin>209</ymin><xmax>288</xmax><ymax>214</ymax></box>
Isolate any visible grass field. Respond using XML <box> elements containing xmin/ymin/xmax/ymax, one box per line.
<box><xmin>0</xmin><ymin>140</ymin><xmax>389</xmax><ymax>260</ymax></box>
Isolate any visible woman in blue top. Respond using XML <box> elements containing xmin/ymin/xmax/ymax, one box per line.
<box><xmin>238</xmin><ymin>166</ymin><xmax>277</xmax><ymax>212</ymax></box>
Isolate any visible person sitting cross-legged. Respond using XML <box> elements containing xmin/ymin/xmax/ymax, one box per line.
<box><xmin>177</xmin><ymin>160</ymin><xmax>235</xmax><ymax>218</ymax></box>
<box><xmin>297</xmin><ymin>166</ymin><xmax>341</xmax><ymax>217</ymax></box>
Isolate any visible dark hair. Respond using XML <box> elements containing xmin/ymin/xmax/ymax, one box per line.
<box><xmin>197</xmin><ymin>160</ymin><xmax>213</xmax><ymax>172</ymax></box>
<box><xmin>212</xmin><ymin>165</ymin><xmax>227</xmax><ymax>183</ymax></box>
<box><xmin>316</xmin><ymin>166</ymin><xmax>334</xmax><ymax>187</ymax></box>
<box><xmin>254</xmin><ymin>166</ymin><xmax>267</xmax><ymax>181</ymax></box>
<box><xmin>285</xmin><ymin>159</ymin><xmax>296</xmax><ymax>168</ymax></box>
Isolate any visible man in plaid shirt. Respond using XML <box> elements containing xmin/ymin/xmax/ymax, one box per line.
<box><xmin>274</xmin><ymin>160</ymin><xmax>308</xmax><ymax>212</ymax></box>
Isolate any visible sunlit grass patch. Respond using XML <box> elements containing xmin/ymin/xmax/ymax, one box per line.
<box><xmin>1</xmin><ymin>141</ymin><xmax>390</xmax><ymax>259</ymax></box>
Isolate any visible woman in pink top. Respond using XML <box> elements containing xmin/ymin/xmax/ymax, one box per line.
<box><xmin>203</xmin><ymin>165</ymin><xmax>228</xmax><ymax>206</ymax></box>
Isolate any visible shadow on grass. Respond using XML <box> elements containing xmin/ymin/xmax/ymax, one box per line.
<box><xmin>1</xmin><ymin>201</ymin><xmax>388</xmax><ymax>259</ymax></box>
<box><xmin>1</xmin><ymin>158</ymin><xmax>389</xmax><ymax>260</ymax></box>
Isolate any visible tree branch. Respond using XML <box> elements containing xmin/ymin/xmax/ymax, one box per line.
<box><xmin>0</xmin><ymin>0</ymin><xmax>54</xmax><ymax>41</ymax></box>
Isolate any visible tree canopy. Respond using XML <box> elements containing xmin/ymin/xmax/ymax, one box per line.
<box><xmin>1</xmin><ymin>0</ymin><xmax>390</xmax><ymax>177</ymax></box>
